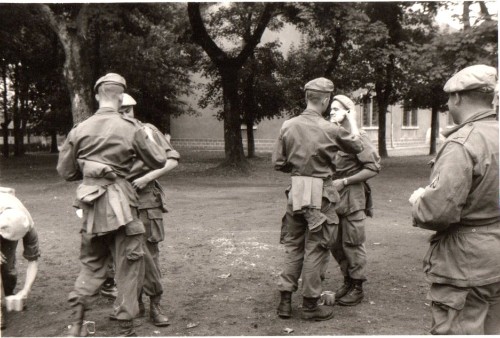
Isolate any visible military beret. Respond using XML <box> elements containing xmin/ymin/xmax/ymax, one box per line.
<box><xmin>304</xmin><ymin>77</ymin><xmax>334</xmax><ymax>93</ymax></box>
<box><xmin>122</xmin><ymin>93</ymin><xmax>137</xmax><ymax>107</ymax></box>
<box><xmin>443</xmin><ymin>65</ymin><xmax>497</xmax><ymax>93</ymax></box>
<box><xmin>333</xmin><ymin>95</ymin><xmax>356</xmax><ymax>110</ymax></box>
<box><xmin>94</xmin><ymin>73</ymin><xmax>127</xmax><ymax>91</ymax></box>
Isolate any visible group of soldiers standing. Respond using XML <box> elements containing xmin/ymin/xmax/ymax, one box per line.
<box><xmin>1</xmin><ymin>64</ymin><xmax>499</xmax><ymax>336</ymax></box>
<box><xmin>273</xmin><ymin>64</ymin><xmax>499</xmax><ymax>334</ymax></box>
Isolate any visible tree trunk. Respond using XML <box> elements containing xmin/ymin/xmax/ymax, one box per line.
<box><xmin>429</xmin><ymin>105</ymin><xmax>439</xmax><ymax>155</ymax></box>
<box><xmin>38</xmin><ymin>4</ymin><xmax>94</xmax><ymax>124</ymax></box>
<box><xmin>13</xmin><ymin>65</ymin><xmax>22</xmax><ymax>156</ymax></box>
<box><xmin>377</xmin><ymin>101</ymin><xmax>388</xmax><ymax>158</ymax></box>
<box><xmin>1</xmin><ymin>62</ymin><xmax>9</xmax><ymax>158</ymax></box>
<box><xmin>221</xmin><ymin>68</ymin><xmax>246</xmax><ymax>165</ymax></box>
<box><xmin>246</xmin><ymin>118</ymin><xmax>255</xmax><ymax>158</ymax></box>
<box><xmin>463</xmin><ymin>1</ymin><xmax>472</xmax><ymax>30</ymax></box>
<box><xmin>50</xmin><ymin>129</ymin><xmax>59</xmax><ymax>153</ymax></box>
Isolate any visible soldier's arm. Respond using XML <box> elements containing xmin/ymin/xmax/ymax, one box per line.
<box><xmin>412</xmin><ymin>142</ymin><xmax>473</xmax><ymax>231</ymax></box>
<box><xmin>131</xmin><ymin>129</ymin><xmax>180</xmax><ymax>189</ymax></box>
<box><xmin>133</xmin><ymin>127</ymin><xmax>167</xmax><ymax>170</ymax></box>
<box><xmin>334</xmin><ymin>125</ymin><xmax>364</xmax><ymax>154</ymax></box>
<box><xmin>356</xmin><ymin>133</ymin><xmax>381</xmax><ymax>174</ymax></box>
<box><xmin>56</xmin><ymin>129</ymin><xmax>82</xmax><ymax>181</ymax></box>
<box><xmin>272</xmin><ymin>129</ymin><xmax>292</xmax><ymax>172</ymax></box>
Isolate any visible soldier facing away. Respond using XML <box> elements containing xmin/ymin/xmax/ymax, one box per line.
<box><xmin>273</xmin><ymin>77</ymin><xmax>364</xmax><ymax>321</ymax></box>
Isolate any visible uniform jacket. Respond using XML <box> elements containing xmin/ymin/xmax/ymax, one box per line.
<box><xmin>272</xmin><ymin>109</ymin><xmax>363</xmax><ymax>178</ymax></box>
<box><xmin>333</xmin><ymin>131</ymin><xmax>381</xmax><ymax>217</ymax></box>
<box><xmin>127</xmin><ymin>122</ymin><xmax>180</xmax><ymax>211</ymax></box>
<box><xmin>57</xmin><ymin>108</ymin><xmax>167</xmax><ymax>234</ymax></box>
<box><xmin>412</xmin><ymin>109</ymin><xmax>500</xmax><ymax>287</ymax></box>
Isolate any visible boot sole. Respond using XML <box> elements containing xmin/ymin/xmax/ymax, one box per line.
<box><xmin>336</xmin><ymin>299</ymin><xmax>363</xmax><ymax>306</ymax></box>
<box><xmin>277</xmin><ymin>313</ymin><xmax>291</xmax><ymax>319</ymax></box>
<box><xmin>301</xmin><ymin>312</ymin><xmax>335</xmax><ymax>321</ymax></box>
<box><xmin>152</xmin><ymin>321</ymin><xmax>170</xmax><ymax>327</ymax></box>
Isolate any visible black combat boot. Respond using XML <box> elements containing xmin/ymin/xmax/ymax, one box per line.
<box><xmin>335</xmin><ymin>276</ymin><xmax>353</xmax><ymax>300</ymax></box>
<box><xmin>301</xmin><ymin>297</ymin><xmax>334</xmax><ymax>321</ymax></box>
<box><xmin>277</xmin><ymin>291</ymin><xmax>292</xmax><ymax>319</ymax></box>
<box><xmin>337</xmin><ymin>279</ymin><xmax>364</xmax><ymax>306</ymax></box>
<box><xmin>68</xmin><ymin>304</ymin><xmax>85</xmax><ymax>337</ymax></box>
<box><xmin>150</xmin><ymin>296</ymin><xmax>170</xmax><ymax>327</ymax></box>
<box><xmin>118</xmin><ymin>319</ymin><xmax>136</xmax><ymax>337</ymax></box>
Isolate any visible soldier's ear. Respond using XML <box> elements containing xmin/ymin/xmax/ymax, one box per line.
<box><xmin>95</xmin><ymin>93</ymin><xmax>100</xmax><ymax>102</ymax></box>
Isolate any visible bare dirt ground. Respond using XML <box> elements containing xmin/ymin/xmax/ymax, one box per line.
<box><xmin>1</xmin><ymin>151</ymin><xmax>435</xmax><ymax>337</ymax></box>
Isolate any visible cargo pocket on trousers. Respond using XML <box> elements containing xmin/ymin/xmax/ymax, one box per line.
<box><xmin>343</xmin><ymin>211</ymin><xmax>366</xmax><ymax>246</ymax></box>
<box><xmin>125</xmin><ymin>234</ymin><xmax>145</xmax><ymax>261</ymax></box>
<box><xmin>427</xmin><ymin>284</ymin><xmax>469</xmax><ymax>335</ymax></box>
<box><xmin>146</xmin><ymin>209</ymin><xmax>165</xmax><ymax>243</ymax></box>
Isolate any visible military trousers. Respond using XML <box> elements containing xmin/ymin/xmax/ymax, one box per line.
<box><xmin>428</xmin><ymin>281</ymin><xmax>500</xmax><ymax>334</ymax></box>
<box><xmin>330</xmin><ymin>211</ymin><xmax>367</xmax><ymax>281</ymax></box>
<box><xmin>68</xmin><ymin>226</ymin><xmax>145</xmax><ymax>321</ymax></box>
<box><xmin>138</xmin><ymin>208</ymin><xmax>164</xmax><ymax>297</ymax></box>
<box><xmin>278</xmin><ymin>203</ymin><xmax>334</xmax><ymax>298</ymax></box>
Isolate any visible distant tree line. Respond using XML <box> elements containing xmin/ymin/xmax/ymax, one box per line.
<box><xmin>0</xmin><ymin>2</ymin><xmax>497</xmax><ymax>165</ymax></box>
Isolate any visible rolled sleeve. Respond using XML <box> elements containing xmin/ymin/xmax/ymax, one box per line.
<box><xmin>22</xmin><ymin>228</ymin><xmax>40</xmax><ymax>261</ymax></box>
<box><xmin>335</xmin><ymin>126</ymin><xmax>363</xmax><ymax>154</ymax></box>
<box><xmin>133</xmin><ymin>128</ymin><xmax>167</xmax><ymax>170</ymax></box>
<box><xmin>357</xmin><ymin>134</ymin><xmax>381</xmax><ymax>173</ymax></box>
<box><xmin>412</xmin><ymin>142</ymin><xmax>473</xmax><ymax>231</ymax></box>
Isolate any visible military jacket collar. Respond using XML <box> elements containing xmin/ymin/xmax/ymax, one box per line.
<box><xmin>301</xmin><ymin>108</ymin><xmax>324</xmax><ymax>118</ymax></box>
<box><xmin>95</xmin><ymin>107</ymin><xmax>120</xmax><ymax>115</ymax></box>
<box><xmin>442</xmin><ymin>109</ymin><xmax>496</xmax><ymax>138</ymax></box>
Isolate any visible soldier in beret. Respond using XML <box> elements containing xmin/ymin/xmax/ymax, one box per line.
<box><xmin>117</xmin><ymin>93</ymin><xmax>180</xmax><ymax>327</ymax></box>
<box><xmin>273</xmin><ymin>77</ymin><xmax>363</xmax><ymax>321</ymax></box>
<box><xmin>409</xmin><ymin>65</ymin><xmax>500</xmax><ymax>334</ymax></box>
<box><xmin>57</xmin><ymin>73</ymin><xmax>167</xmax><ymax>336</ymax></box>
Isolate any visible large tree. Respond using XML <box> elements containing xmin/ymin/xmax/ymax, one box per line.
<box><xmin>188</xmin><ymin>3</ymin><xmax>276</xmax><ymax>167</ymax></box>
<box><xmin>401</xmin><ymin>1</ymin><xmax>497</xmax><ymax>155</ymax></box>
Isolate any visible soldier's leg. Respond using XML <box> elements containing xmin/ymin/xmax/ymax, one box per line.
<box><xmin>139</xmin><ymin>209</ymin><xmax>163</xmax><ymax>298</ymax></box>
<box><xmin>337</xmin><ymin>212</ymin><xmax>367</xmax><ymax>306</ymax></box>
<box><xmin>112</xmin><ymin>226</ymin><xmax>145</xmax><ymax>321</ymax></box>
<box><xmin>68</xmin><ymin>231</ymin><xmax>110</xmax><ymax>336</ymax></box>
<box><xmin>484</xmin><ymin>280</ymin><xmax>500</xmax><ymax>334</ymax></box>
<box><xmin>277</xmin><ymin>205</ymin><xmax>306</xmax><ymax>293</ymax></box>
<box><xmin>427</xmin><ymin>283</ymin><xmax>490</xmax><ymax>335</ymax></box>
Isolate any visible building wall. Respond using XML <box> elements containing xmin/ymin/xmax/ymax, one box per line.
<box><xmin>170</xmin><ymin>101</ymin><xmax>452</xmax><ymax>153</ymax></box>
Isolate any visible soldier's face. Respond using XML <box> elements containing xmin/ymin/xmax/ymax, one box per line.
<box><xmin>330</xmin><ymin>101</ymin><xmax>348</xmax><ymax>123</ymax></box>
<box><xmin>120</xmin><ymin>106</ymin><xmax>134</xmax><ymax>118</ymax></box>
<box><xmin>447</xmin><ymin>93</ymin><xmax>460</xmax><ymax>124</ymax></box>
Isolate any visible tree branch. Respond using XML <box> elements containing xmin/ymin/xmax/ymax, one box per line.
<box><xmin>235</xmin><ymin>3</ymin><xmax>274</xmax><ymax>68</ymax></box>
<box><xmin>187</xmin><ymin>3</ymin><xmax>227</xmax><ymax>66</ymax></box>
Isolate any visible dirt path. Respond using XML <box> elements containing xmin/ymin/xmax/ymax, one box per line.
<box><xmin>1</xmin><ymin>152</ymin><xmax>435</xmax><ymax>336</ymax></box>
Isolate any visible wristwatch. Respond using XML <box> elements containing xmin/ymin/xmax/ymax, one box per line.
<box><xmin>343</xmin><ymin>178</ymin><xmax>349</xmax><ymax>186</ymax></box>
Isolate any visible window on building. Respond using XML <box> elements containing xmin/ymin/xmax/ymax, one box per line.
<box><xmin>361</xmin><ymin>96</ymin><xmax>378</xmax><ymax>128</ymax></box>
<box><xmin>403</xmin><ymin>102</ymin><xmax>418</xmax><ymax>128</ymax></box>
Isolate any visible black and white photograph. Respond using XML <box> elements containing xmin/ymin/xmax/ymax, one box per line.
<box><xmin>0</xmin><ymin>1</ymin><xmax>498</xmax><ymax>336</ymax></box>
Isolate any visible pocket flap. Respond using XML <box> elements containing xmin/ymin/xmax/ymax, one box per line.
<box><xmin>147</xmin><ymin>208</ymin><xmax>163</xmax><ymax>220</ymax></box>
<box><xmin>427</xmin><ymin>284</ymin><xmax>468</xmax><ymax>310</ymax></box>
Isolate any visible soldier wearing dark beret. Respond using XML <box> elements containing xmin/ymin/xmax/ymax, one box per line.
<box><xmin>409</xmin><ymin>65</ymin><xmax>500</xmax><ymax>334</ymax></box>
<box><xmin>57</xmin><ymin>73</ymin><xmax>167</xmax><ymax>336</ymax></box>
<box><xmin>273</xmin><ymin>77</ymin><xmax>364</xmax><ymax>321</ymax></box>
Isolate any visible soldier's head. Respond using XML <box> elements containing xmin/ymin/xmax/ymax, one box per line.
<box><xmin>444</xmin><ymin>65</ymin><xmax>497</xmax><ymax>124</ymax></box>
<box><xmin>119</xmin><ymin>93</ymin><xmax>137</xmax><ymax>118</ymax></box>
<box><xmin>304</xmin><ymin>77</ymin><xmax>334</xmax><ymax>114</ymax></box>
<box><xmin>94</xmin><ymin>73</ymin><xmax>127</xmax><ymax>110</ymax></box>
<box><xmin>330</xmin><ymin>95</ymin><xmax>356</xmax><ymax>124</ymax></box>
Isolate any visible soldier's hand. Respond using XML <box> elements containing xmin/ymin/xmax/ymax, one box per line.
<box><xmin>132</xmin><ymin>176</ymin><xmax>151</xmax><ymax>190</ymax></box>
<box><xmin>409</xmin><ymin>187</ymin><xmax>425</xmax><ymax>205</ymax></box>
<box><xmin>332</xmin><ymin>179</ymin><xmax>344</xmax><ymax>192</ymax></box>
